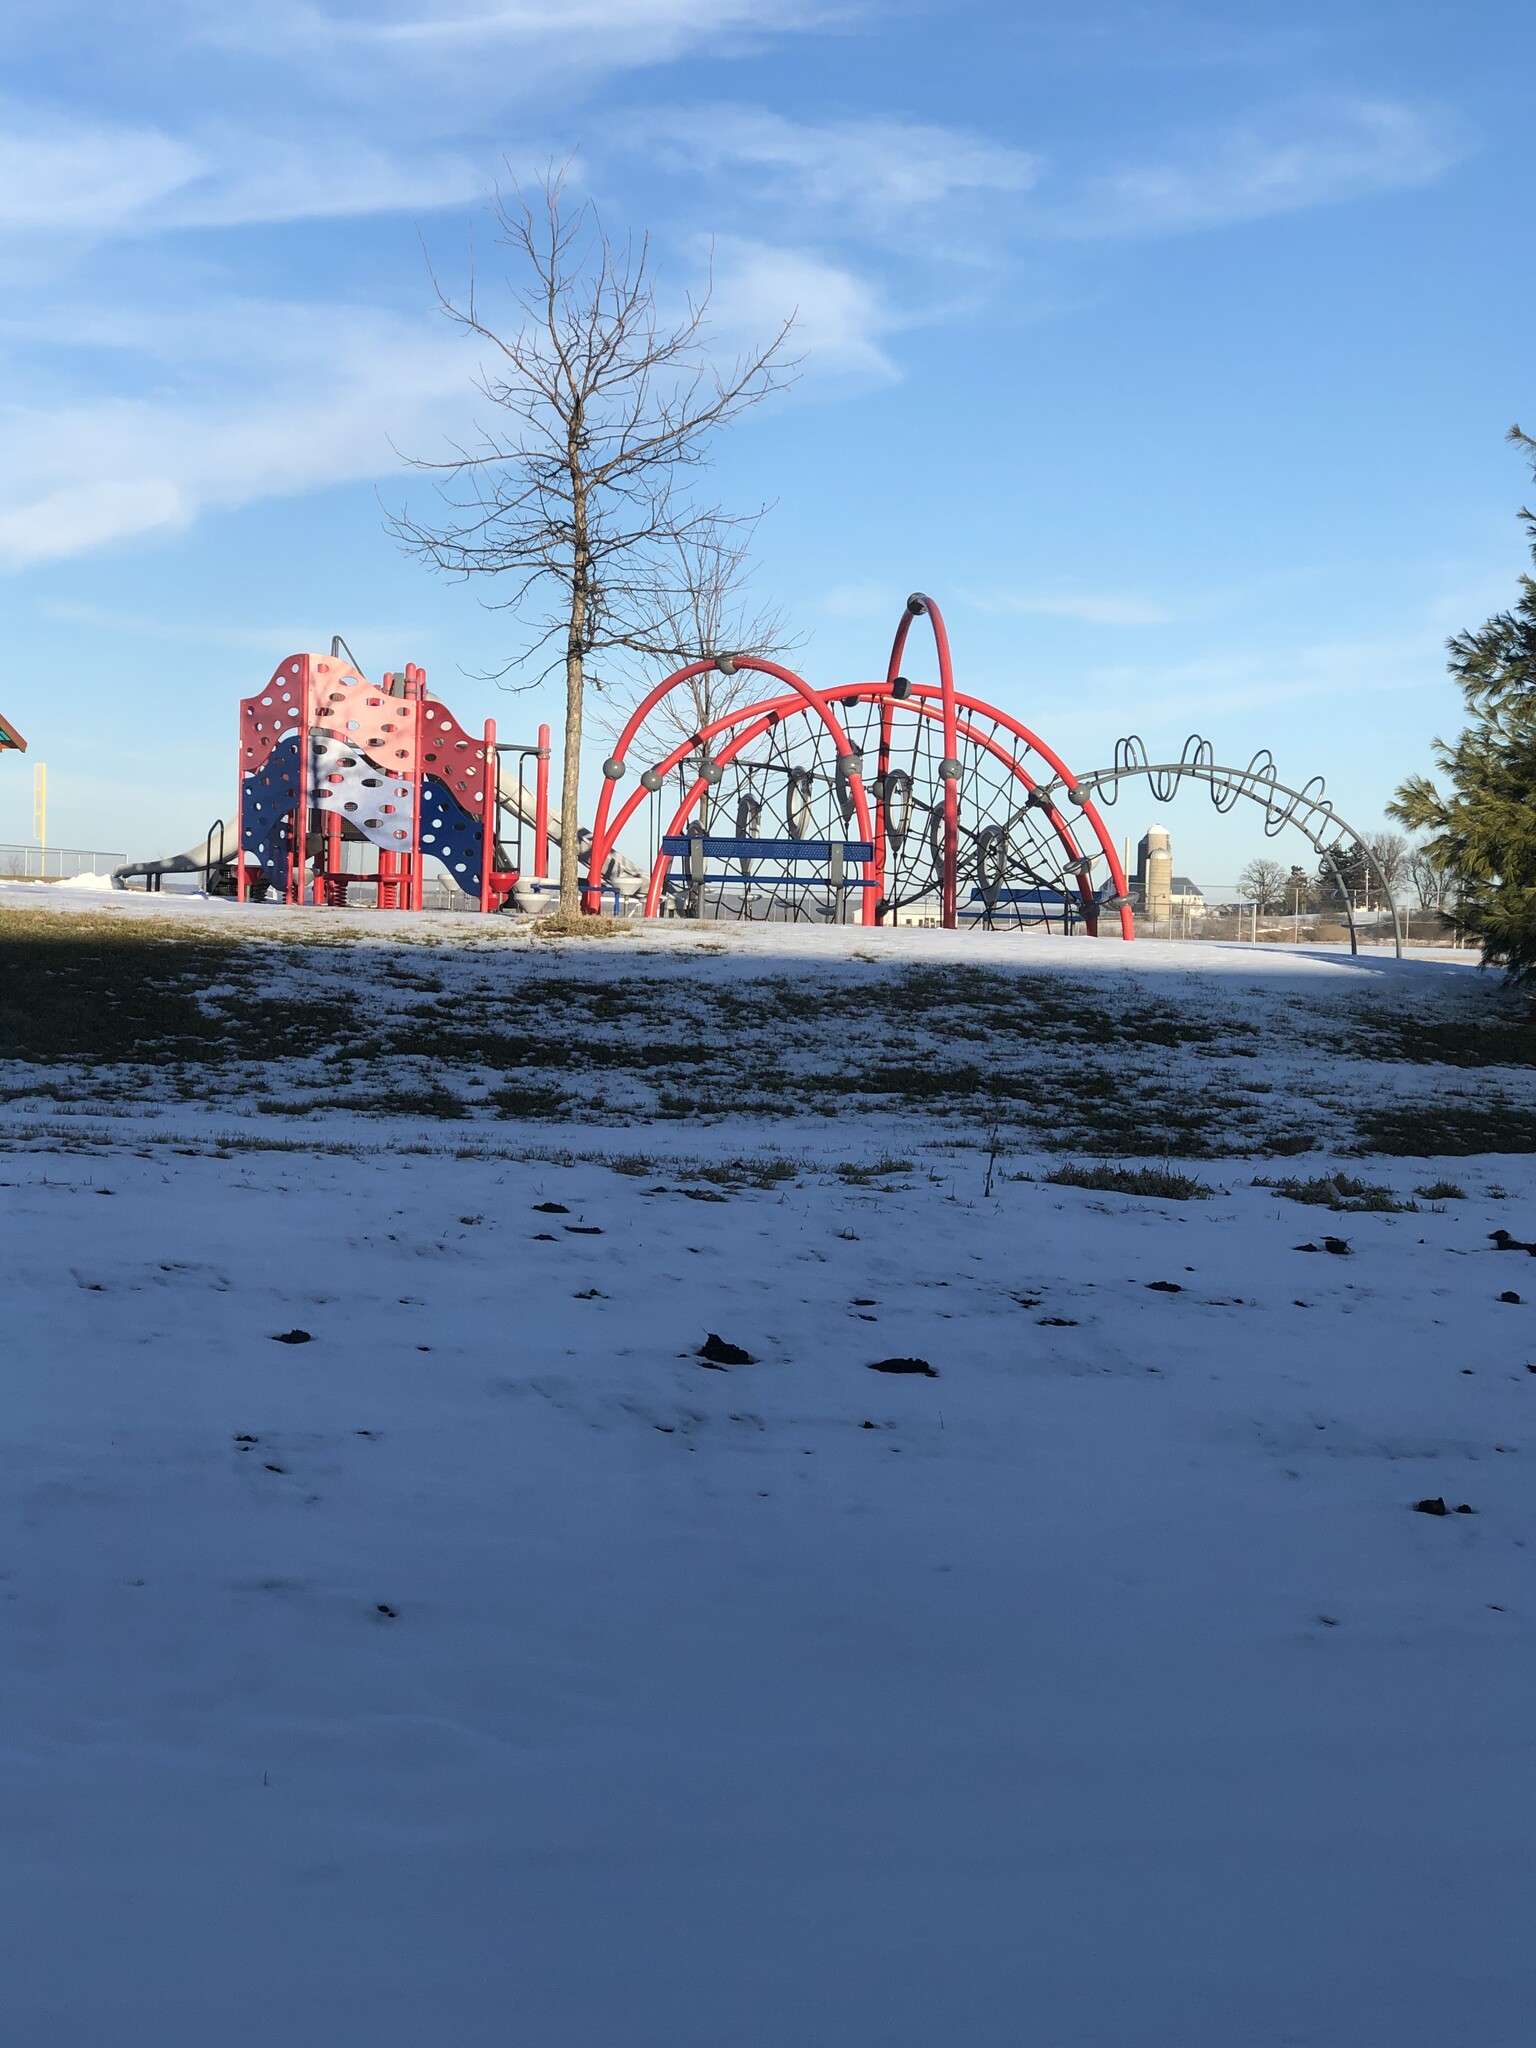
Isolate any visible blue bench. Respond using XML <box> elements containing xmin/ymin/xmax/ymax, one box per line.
<box><xmin>662</xmin><ymin>835</ymin><xmax>875</xmax><ymax>876</ymax></box>
<box><xmin>661</xmin><ymin>836</ymin><xmax>878</xmax><ymax>916</ymax></box>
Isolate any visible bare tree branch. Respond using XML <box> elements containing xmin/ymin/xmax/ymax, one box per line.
<box><xmin>390</xmin><ymin>168</ymin><xmax>799</xmax><ymax>914</ymax></box>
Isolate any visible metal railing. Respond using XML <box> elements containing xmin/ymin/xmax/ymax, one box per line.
<box><xmin>0</xmin><ymin>844</ymin><xmax>126</xmax><ymax>880</ymax></box>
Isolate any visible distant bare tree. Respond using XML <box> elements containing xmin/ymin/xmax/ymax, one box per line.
<box><xmin>1238</xmin><ymin>857</ymin><xmax>1286</xmax><ymax>913</ymax></box>
<box><xmin>392</xmin><ymin>169</ymin><xmax>797</xmax><ymax>914</ymax></box>
<box><xmin>602</xmin><ymin>511</ymin><xmax>802</xmax><ymax>755</ymax></box>
<box><xmin>1365</xmin><ymin>829</ymin><xmax>1409</xmax><ymax>896</ymax></box>
<box><xmin>1407</xmin><ymin>844</ymin><xmax>1452</xmax><ymax>912</ymax></box>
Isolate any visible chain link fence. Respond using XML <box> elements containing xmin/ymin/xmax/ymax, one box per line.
<box><xmin>0</xmin><ymin>845</ymin><xmax>125</xmax><ymax>880</ymax></box>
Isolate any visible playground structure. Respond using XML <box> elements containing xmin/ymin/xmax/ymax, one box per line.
<box><xmin>233</xmin><ymin>648</ymin><xmax>531</xmax><ymax>910</ymax></box>
<box><xmin>115</xmin><ymin>642</ymin><xmax>641</xmax><ymax>911</ymax></box>
<box><xmin>101</xmin><ymin>592</ymin><xmax>1403</xmax><ymax>952</ymax></box>
<box><xmin>586</xmin><ymin>593</ymin><xmax>1135</xmax><ymax>936</ymax></box>
<box><xmin>0</xmin><ymin>707</ymin><xmax>26</xmax><ymax>755</ymax></box>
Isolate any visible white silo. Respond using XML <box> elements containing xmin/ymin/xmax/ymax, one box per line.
<box><xmin>1136</xmin><ymin>825</ymin><xmax>1173</xmax><ymax>923</ymax></box>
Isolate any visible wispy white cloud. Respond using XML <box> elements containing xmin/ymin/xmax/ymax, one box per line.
<box><xmin>35</xmin><ymin>600</ymin><xmax>424</xmax><ymax>656</ymax></box>
<box><xmin>639</xmin><ymin>108</ymin><xmax>1039</xmax><ymax>232</ymax></box>
<box><xmin>632</xmin><ymin>94</ymin><xmax>1460</xmax><ymax>251</ymax></box>
<box><xmin>0</xmin><ymin>225</ymin><xmax>878</xmax><ymax>572</ymax></box>
<box><xmin>963</xmin><ymin>586</ymin><xmax>1173</xmax><ymax>627</ymax></box>
<box><xmin>191</xmin><ymin>0</ymin><xmax>845</xmax><ymax>90</ymax></box>
<box><xmin>0</xmin><ymin>305</ymin><xmax>474</xmax><ymax>568</ymax></box>
<box><xmin>709</xmin><ymin>238</ymin><xmax>900</xmax><ymax>384</ymax></box>
<box><xmin>0</xmin><ymin>102</ymin><xmax>486</xmax><ymax>238</ymax></box>
<box><xmin>0</xmin><ymin>113</ymin><xmax>204</xmax><ymax>234</ymax></box>
<box><xmin>1073</xmin><ymin>626</ymin><xmax>1450</xmax><ymax>726</ymax></box>
<box><xmin>1050</xmin><ymin>98</ymin><xmax>1461</xmax><ymax>239</ymax></box>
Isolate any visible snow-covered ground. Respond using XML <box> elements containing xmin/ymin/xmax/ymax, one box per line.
<box><xmin>5</xmin><ymin>893</ymin><xmax>1535</xmax><ymax>2044</ymax></box>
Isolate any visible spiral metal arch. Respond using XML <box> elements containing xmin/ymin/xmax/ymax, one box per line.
<box><xmin>1055</xmin><ymin>735</ymin><xmax>1403</xmax><ymax>957</ymax></box>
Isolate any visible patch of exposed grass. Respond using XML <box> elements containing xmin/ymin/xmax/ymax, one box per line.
<box><xmin>1042</xmin><ymin>1161</ymin><xmax>1213</xmax><ymax>1201</ymax></box>
<box><xmin>1253</xmin><ymin>1172</ymin><xmax>1416</xmax><ymax>1213</ymax></box>
<box><xmin>0</xmin><ymin>910</ymin><xmax>254</xmax><ymax>1061</ymax></box>
<box><xmin>836</xmin><ymin>1155</ymin><xmax>915</xmax><ymax>1183</ymax></box>
<box><xmin>252</xmin><ymin>1082</ymin><xmax>473</xmax><ymax>1121</ymax></box>
<box><xmin>688</xmin><ymin>1156</ymin><xmax>801</xmax><ymax>1189</ymax></box>
<box><xmin>531</xmin><ymin>911</ymin><xmax>634</xmax><ymax>939</ymax></box>
<box><xmin>1415</xmin><ymin>1180</ymin><xmax>1467</xmax><ymax>1200</ymax></box>
<box><xmin>1353</xmin><ymin>1101</ymin><xmax>1536</xmax><ymax>1156</ymax></box>
<box><xmin>1343</xmin><ymin>1008</ymin><xmax>1536</xmax><ymax>1070</ymax></box>
<box><xmin>489</xmin><ymin>1082</ymin><xmax>571</xmax><ymax>1120</ymax></box>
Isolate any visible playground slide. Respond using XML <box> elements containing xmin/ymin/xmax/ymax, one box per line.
<box><xmin>495</xmin><ymin>763</ymin><xmax>646</xmax><ymax>911</ymax></box>
<box><xmin>495</xmin><ymin>764</ymin><xmax>549</xmax><ymax>837</ymax></box>
<box><xmin>113</xmin><ymin>822</ymin><xmax>240</xmax><ymax>890</ymax></box>
<box><xmin>112</xmin><ymin>770</ymin><xmax>644</xmax><ymax>906</ymax></box>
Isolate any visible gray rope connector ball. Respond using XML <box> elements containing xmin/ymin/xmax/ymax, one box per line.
<box><xmin>939</xmin><ymin>757</ymin><xmax>962</xmax><ymax>782</ymax></box>
<box><xmin>602</xmin><ymin>757</ymin><xmax>625</xmax><ymax>781</ymax></box>
<box><xmin>639</xmin><ymin>768</ymin><xmax>663</xmax><ymax>793</ymax></box>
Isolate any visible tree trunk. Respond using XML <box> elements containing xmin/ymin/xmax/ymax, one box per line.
<box><xmin>559</xmin><ymin>641</ymin><xmax>584</xmax><ymax>916</ymax></box>
<box><xmin>559</xmin><ymin>489</ymin><xmax>590</xmax><ymax>918</ymax></box>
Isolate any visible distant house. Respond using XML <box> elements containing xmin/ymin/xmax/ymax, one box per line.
<box><xmin>1170</xmin><ymin>876</ymin><xmax>1206</xmax><ymax>915</ymax></box>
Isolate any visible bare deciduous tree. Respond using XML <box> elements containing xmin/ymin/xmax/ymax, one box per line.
<box><xmin>601</xmin><ymin>511</ymin><xmax>802</xmax><ymax>755</ymax></box>
<box><xmin>1365</xmin><ymin>829</ymin><xmax>1408</xmax><ymax>895</ymax></box>
<box><xmin>1238</xmin><ymin>857</ymin><xmax>1286</xmax><ymax>913</ymax></box>
<box><xmin>1407</xmin><ymin>844</ymin><xmax>1451</xmax><ymax>912</ymax></box>
<box><xmin>392</xmin><ymin>170</ymin><xmax>797</xmax><ymax>914</ymax></box>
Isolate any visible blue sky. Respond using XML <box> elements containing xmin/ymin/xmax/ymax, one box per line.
<box><xmin>2</xmin><ymin>0</ymin><xmax>1532</xmax><ymax>884</ymax></box>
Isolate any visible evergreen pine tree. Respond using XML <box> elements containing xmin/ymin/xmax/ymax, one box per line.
<box><xmin>1391</xmin><ymin>429</ymin><xmax>1536</xmax><ymax>981</ymax></box>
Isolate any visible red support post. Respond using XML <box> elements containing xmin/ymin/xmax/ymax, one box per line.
<box><xmin>480</xmin><ymin>718</ymin><xmax>497</xmax><ymax>914</ymax></box>
<box><xmin>885</xmin><ymin>595</ymin><xmax>957</xmax><ymax>927</ymax></box>
<box><xmin>293</xmin><ymin>652</ymin><xmax>312</xmax><ymax>906</ymax></box>
<box><xmin>235</xmin><ymin>750</ymin><xmax>247</xmax><ymax>903</ymax></box>
<box><xmin>408</xmin><ymin>664</ymin><xmax>425</xmax><ymax>912</ymax></box>
<box><xmin>324</xmin><ymin>810</ymin><xmax>344</xmax><ymax>906</ymax></box>
<box><xmin>534</xmin><ymin>722</ymin><xmax>550</xmax><ymax>879</ymax></box>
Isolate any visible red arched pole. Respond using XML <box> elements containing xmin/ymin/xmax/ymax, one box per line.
<box><xmin>628</xmin><ymin>680</ymin><xmax>1131</xmax><ymax>936</ymax></box>
<box><xmin>588</xmin><ymin>655</ymin><xmax>876</xmax><ymax>923</ymax></box>
<box><xmin>642</xmin><ymin>708</ymin><xmax>786</xmax><ymax>916</ymax></box>
<box><xmin>888</xmin><ymin>681</ymin><xmax>1134</xmax><ymax>939</ymax></box>
<box><xmin>645</xmin><ymin>691</ymin><xmax>1092</xmax><ymax>925</ymax></box>
<box><xmin>887</xmin><ymin>595</ymin><xmax>959</xmax><ymax>927</ymax></box>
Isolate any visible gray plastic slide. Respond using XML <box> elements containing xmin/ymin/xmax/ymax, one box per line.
<box><xmin>112</xmin><ymin>773</ymin><xmax>645</xmax><ymax>909</ymax></box>
<box><xmin>496</xmin><ymin>764</ymin><xmax>645</xmax><ymax>913</ymax></box>
<box><xmin>113</xmin><ymin>822</ymin><xmax>240</xmax><ymax>890</ymax></box>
